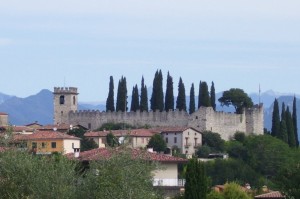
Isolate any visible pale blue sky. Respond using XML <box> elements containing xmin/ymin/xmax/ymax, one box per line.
<box><xmin>0</xmin><ymin>0</ymin><xmax>299</xmax><ymax>102</ymax></box>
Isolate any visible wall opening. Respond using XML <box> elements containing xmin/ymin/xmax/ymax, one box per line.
<box><xmin>60</xmin><ymin>95</ymin><xmax>65</xmax><ymax>105</ymax></box>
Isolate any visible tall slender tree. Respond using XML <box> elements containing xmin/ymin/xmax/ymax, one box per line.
<box><xmin>106</xmin><ymin>76</ymin><xmax>115</xmax><ymax>112</ymax></box>
<box><xmin>271</xmin><ymin>98</ymin><xmax>280</xmax><ymax>137</ymax></box>
<box><xmin>286</xmin><ymin>106</ymin><xmax>296</xmax><ymax>147</ymax></box>
<box><xmin>189</xmin><ymin>83</ymin><xmax>195</xmax><ymax>114</ymax></box>
<box><xmin>176</xmin><ymin>77</ymin><xmax>186</xmax><ymax>111</ymax></box>
<box><xmin>198</xmin><ymin>81</ymin><xmax>202</xmax><ymax>109</ymax></box>
<box><xmin>130</xmin><ymin>85</ymin><xmax>139</xmax><ymax>112</ymax></box>
<box><xmin>150</xmin><ymin>70</ymin><xmax>164</xmax><ymax>112</ymax></box>
<box><xmin>279</xmin><ymin>119</ymin><xmax>288</xmax><ymax>143</ymax></box>
<box><xmin>210</xmin><ymin>81</ymin><xmax>216</xmax><ymax>111</ymax></box>
<box><xmin>165</xmin><ymin>71</ymin><xmax>174</xmax><ymax>111</ymax></box>
<box><xmin>140</xmin><ymin>76</ymin><xmax>148</xmax><ymax>112</ymax></box>
<box><xmin>199</xmin><ymin>81</ymin><xmax>211</xmax><ymax>107</ymax></box>
<box><xmin>281</xmin><ymin>102</ymin><xmax>286</xmax><ymax>122</ymax></box>
<box><xmin>116</xmin><ymin>76</ymin><xmax>127</xmax><ymax>112</ymax></box>
<box><xmin>293</xmin><ymin>96</ymin><xmax>299</xmax><ymax>147</ymax></box>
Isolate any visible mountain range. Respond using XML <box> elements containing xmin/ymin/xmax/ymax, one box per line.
<box><xmin>0</xmin><ymin>89</ymin><xmax>299</xmax><ymax>141</ymax></box>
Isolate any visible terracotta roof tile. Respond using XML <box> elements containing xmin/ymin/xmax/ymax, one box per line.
<box><xmin>255</xmin><ymin>191</ymin><xmax>285</xmax><ymax>198</ymax></box>
<box><xmin>14</xmin><ymin>131</ymin><xmax>80</xmax><ymax>141</ymax></box>
<box><xmin>38</xmin><ymin>123</ymin><xmax>72</xmax><ymax>131</ymax></box>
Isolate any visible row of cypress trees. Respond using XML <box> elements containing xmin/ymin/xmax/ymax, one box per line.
<box><xmin>106</xmin><ymin>70</ymin><xmax>216</xmax><ymax>114</ymax></box>
<box><xmin>271</xmin><ymin>97</ymin><xmax>299</xmax><ymax>147</ymax></box>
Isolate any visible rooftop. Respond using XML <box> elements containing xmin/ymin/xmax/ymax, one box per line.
<box><xmin>255</xmin><ymin>191</ymin><xmax>285</xmax><ymax>199</ymax></box>
<box><xmin>14</xmin><ymin>131</ymin><xmax>81</xmax><ymax>141</ymax></box>
<box><xmin>85</xmin><ymin>129</ymin><xmax>156</xmax><ymax>137</ymax></box>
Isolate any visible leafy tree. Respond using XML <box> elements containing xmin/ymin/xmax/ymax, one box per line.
<box><xmin>199</xmin><ymin>81</ymin><xmax>211</xmax><ymax>107</ymax></box>
<box><xmin>189</xmin><ymin>83</ymin><xmax>196</xmax><ymax>114</ymax></box>
<box><xmin>150</xmin><ymin>70</ymin><xmax>164</xmax><ymax>112</ymax></box>
<box><xmin>207</xmin><ymin>191</ymin><xmax>224</xmax><ymax>199</ymax></box>
<box><xmin>286</xmin><ymin>107</ymin><xmax>296</xmax><ymax>147</ymax></box>
<box><xmin>271</xmin><ymin>98</ymin><xmax>280</xmax><ymax>137</ymax></box>
<box><xmin>233</xmin><ymin>132</ymin><xmax>246</xmax><ymax>143</ymax></box>
<box><xmin>202</xmin><ymin>131</ymin><xmax>225</xmax><ymax>152</ymax></box>
<box><xmin>176</xmin><ymin>77</ymin><xmax>187</xmax><ymax>111</ymax></box>
<box><xmin>106</xmin><ymin>132</ymin><xmax>119</xmax><ymax>147</ymax></box>
<box><xmin>218</xmin><ymin>88</ymin><xmax>253</xmax><ymax>114</ymax></box>
<box><xmin>225</xmin><ymin>141</ymin><xmax>248</xmax><ymax>161</ymax></box>
<box><xmin>210</xmin><ymin>81</ymin><xmax>216</xmax><ymax>111</ymax></box>
<box><xmin>293</xmin><ymin>96</ymin><xmax>299</xmax><ymax>147</ymax></box>
<box><xmin>184</xmin><ymin>158</ymin><xmax>209</xmax><ymax>199</ymax></box>
<box><xmin>222</xmin><ymin>182</ymin><xmax>251</xmax><ymax>199</ymax></box>
<box><xmin>68</xmin><ymin>128</ymin><xmax>98</xmax><ymax>152</ymax></box>
<box><xmin>106</xmin><ymin>76</ymin><xmax>115</xmax><ymax>112</ymax></box>
<box><xmin>197</xmin><ymin>145</ymin><xmax>212</xmax><ymax>158</ymax></box>
<box><xmin>140</xmin><ymin>76</ymin><xmax>149</xmax><ymax>112</ymax></box>
<box><xmin>116</xmin><ymin>76</ymin><xmax>128</xmax><ymax>112</ymax></box>
<box><xmin>130</xmin><ymin>85</ymin><xmax>139</xmax><ymax>112</ymax></box>
<box><xmin>147</xmin><ymin>134</ymin><xmax>167</xmax><ymax>152</ymax></box>
<box><xmin>165</xmin><ymin>71</ymin><xmax>174</xmax><ymax>111</ymax></box>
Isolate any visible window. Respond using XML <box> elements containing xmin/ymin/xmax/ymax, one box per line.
<box><xmin>72</xmin><ymin>143</ymin><xmax>74</xmax><ymax>148</ymax></box>
<box><xmin>51</xmin><ymin>142</ymin><xmax>56</xmax><ymax>148</ymax></box>
<box><xmin>73</xmin><ymin>96</ymin><xmax>76</xmax><ymax>105</ymax></box>
<box><xmin>32</xmin><ymin>142</ymin><xmax>37</xmax><ymax>149</ymax></box>
<box><xmin>194</xmin><ymin>138</ymin><xmax>198</xmax><ymax>146</ymax></box>
<box><xmin>175</xmin><ymin>133</ymin><xmax>177</xmax><ymax>135</ymax></box>
<box><xmin>196</xmin><ymin>116</ymin><xmax>198</xmax><ymax>119</ymax></box>
<box><xmin>42</xmin><ymin>142</ymin><xmax>46</xmax><ymax>148</ymax></box>
<box><xmin>88</xmin><ymin>123</ymin><xmax>91</xmax><ymax>129</ymax></box>
<box><xmin>174</xmin><ymin>137</ymin><xmax>177</xmax><ymax>143</ymax></box>
<box><xmin>166</xmin><ymin>137</ymin><xmax>168</xmax><ymax>143</ymax></box>
<box><xmin>59</xmin><ymin>95</ymin><xmax>65</xmax><ymax>105</ymax></box>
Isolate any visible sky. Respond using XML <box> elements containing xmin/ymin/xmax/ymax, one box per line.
<box><xmin>0</xmin><ymin>0</ymin><xmax>300</xmax><ymax>102</ymax></box>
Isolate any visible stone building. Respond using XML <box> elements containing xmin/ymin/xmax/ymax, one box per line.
<box><xmin>53</xmin><ymin>87</ymin><xmax>264</xmax><ymax>140</ymax></box>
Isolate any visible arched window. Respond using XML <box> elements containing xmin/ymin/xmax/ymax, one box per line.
<box><xmin>59</xmin><ymin>95</ymin><xmax>65</xmax><ymax>105</ymax></box>
<box><xmin>73</xmin><ymin>96</ymin><xmax>76</xmax><ymax>105</ymax></box>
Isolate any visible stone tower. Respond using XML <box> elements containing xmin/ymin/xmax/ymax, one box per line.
<box><xmin>53</xmin><ymin>87</ymin><xmax>78</xmax><ymax>124</ymax></box>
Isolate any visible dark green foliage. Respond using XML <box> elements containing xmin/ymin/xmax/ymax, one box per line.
<box><xmin>281</xmin><ymin>102</ymin><xmax>286</xmax><ymax>121</ymax></box>
<box><xmin>165</xmin><ymin>71</ymin><xmax>174</xmax><ymax>111</ymax></box>
<box><xmin>233</xmin><ymin>132</ymin><xmax>246</xmax><ymax>143</ymax></box>
<box><xmin>207</xmin><ymin>191</ymin><xmax>224</xmax><ymax>199</ymax></box>
<box><xmin>198</xmin><ymin>81</ymin><xmax>202</xmax><ymax>109</ymax></box>
<box><xmin>68</xmin><ymin>128</ymin><xmax>98</xmax><ymax>152</ymax></box>
<box><xmin>147</xmin><ymin>134</ymin><xmax>167</xmax><ymax>152</ymax></box>
<box><xmin>106</xmin><ymin>76</ymin><xmax>115</xmax><ymax>112</ymax></box>
<box><xmin>130</xmin><ymin>85</ymin><xmax>140</xmax><ymax>112</ymax></box>
<box><xmin>140</xmin><ymin>76</ymin><xmax>149</xmax><ymax>112</ymax></box>
<box><xmin>189</xmin><ymin>83</ymin><xmax>196</xmax><ymax>114</ymax></box>
<box><xmin>150</xmin><ymin>70</ymin><xmax>164</xmax><ymax>112</ymax></box>
<box><xmin>197</xmin><ymin>145</ymin><xmax>212</xmax><ymax>158</ymax></box>
<box><xmin>286</xmin><ymin>107</ymin><xmax>296</xmax><ymax>147</ymax></box>
<box><xmin>210</xmin><ymin>81</ymin><xmax>216</xmax><ymax>111</ymax></box>
<box><xmin>106</xmin><ymin>132</ymin><xmax>119</xmax><ymax>147</ymax></box>
<box><xmin>218</xmin><ymin>88</ymin><xmax>253</xmax><ymax>114</ymax></box>
<box><xmin>176</xmin><ymin>77</ymin><xmax>187</xmax><ymax>111</ymax></box>
<box><xmin>97</xmin><ymin>122</ymin><xmax>135</xmax><ymax>131</ymax></box>
<box><xmin>225</xmin><ymin>141</ymin><xmax>248</xmax><ymax>161</ymax></box>
<box><xmin>184</xmin><ymin>158</ymin><xmax>209</xmax><ymax>199</ymax></box>
<box><xmin>271</xmin><ymin>98</ymin><xmax>280</xmax><ymax>137</ymax></box>
<box><xmin>293</xmin><ymin>96</ymin><xmax>299</xmax><ymax>147</ymax></box>
<box><xmin>222</xmin><ymin>182</ymin><xmax>252</xmax><ymax>199</ymax></box>
<box><xmin>116</xmin><ymin>76</ymin><xmax>128</xmax><ymax>112</ymax></box>
<box><xmin>279</xmin><ymin>120</ymin><xmax>288</xmax><ymax>143</ymax></box>
<box><xmin>199</xmin><ymin>81</ymin><xmax>211</xmax><ymax>107</ymax></box>
<box><xmin>202</xmin><ymin>131</ymin><xmax>225</xmax><ymax>152</ymax></box>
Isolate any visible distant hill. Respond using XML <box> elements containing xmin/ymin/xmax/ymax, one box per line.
<box><xmin>0</xmin><ymin>92</ymin><xmax>14</xmax><ymax>104</ymax></box>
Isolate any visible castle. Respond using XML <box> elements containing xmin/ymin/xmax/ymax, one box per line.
<box><xmin>53</xmin><ymin>87</ymin><xmax>264</xmax><ymax>140</ymax></box>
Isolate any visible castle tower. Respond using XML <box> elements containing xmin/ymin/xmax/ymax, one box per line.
<box><xmin>53</xmin><ymin>87</ymin><xmax>78</xmax><ymax>124</ymax></box>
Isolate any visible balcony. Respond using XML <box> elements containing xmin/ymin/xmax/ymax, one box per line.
<box><xmin>153</xmin><ymin>179</ymin><xmax>186</xmax><ymax>187</ymax></box>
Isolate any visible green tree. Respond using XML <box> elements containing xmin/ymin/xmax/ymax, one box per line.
<box><xmin>233</xmin><ymin>132</ymin><xmax>246</xmax><ymax>143</ymax></box>
<box><xmin>210</xmin><ymin>81</ymin><xmax>216</xmax><ymax>111</ymax></box>
<box><xmin>286</xmin><ymin>107</ymin><xmax>296</xmax><ymax>147</ymax></box>
<box><xmin>176</xmin><ymin>77</ymin><xmax>187</xmax><ymax>111</ymax></box>
<box><xmin>165</xmin><ymin>71</ymin><xmax>174</xmax><ymax>111</ymax></box>
<box><xmin>222</xmin><ymin>182</ymin><xmax>251</xmax><ymax>199</ymax></box>
<box><xmin>202</xmin><ymin>131</ymin><xmax>225</xmax><ymax>152</ymax></box>
<box><xmin>271</xmin><ymin>98</ymin><xmax>280</xmax><ymax>137</ymax></box>
<box><xmin>279</xmin><ymin>119</ymin><xmax>288</xmax><ymax>143</ymax></box>
<box><xmin>225</xmin><ymin>141</ymin><xmax>248</xmax><ymax>161</ymax></box>
<box><xmin>106</xmin><ymin>76</ymin><xmax>115</xmax><ymax>112</ymax></box>
<box><xmin>189</xmin><ymin>83</ymin><xmax>196</xmax><ymax>114</ymax></box>
<box><xmin>116</xmin><ymin>76</ymin><xmax>128</xmax><ymax>112</ymax></box>
<box><xmin>150</xmin><ymin>70</ymin><xmax>164</xmax><ymax>112</ymax></box>
<box><xmin>281</xmin><ymin>102</ymin><xmax>286</xmax><ymax>122</ymax></box>
<box><xmin>199</xmin><ymin>81</ymin><xmax>211</xmax><ymax>107</ymax></box>
<box><xmin>130</xmin><ymin>85</ymin><xmax>140</xmax><ymax>112</ymax></box>
<box><xmin>140</xmin><ymin>76</ymin><xmax>149</xmax><ymax>112</ymax></box>
<box><xmin>147</xmin><ymin>134</ymin><xmax>167</xmax><ymax>152</ymax></box>
<box><xmin>293</xmin><ymin>96</ymin><xmax>299</xmax><ymax>147</ymax></box>
<box><xmin>198</xmin><ymin>81</ymin><xmax>202</xmax><ymax>109</ymax></box>
<box><xmin>207</xmin><ymin>191</ymin><xmax>224</xmax><ymax>199</ymax></box>
<box><xmin>68</xmin><ymin>128</ymin><xmax>98</xmax><ymax>152</ymax></box>
<box><xmin>106</xmin><ymin>132</ymin><xmax>119</xmax><ymax>147</ymax></box>
<box><xmin>218</xmin><ymin>88</ymin><xmax>253</xmax><ymax>114</ymax></box>
<box><xmin>184</xmin><ymin>158</ymin><xmax>209</xmax><ymax>199</ymax></box>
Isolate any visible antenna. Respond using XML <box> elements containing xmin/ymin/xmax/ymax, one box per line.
<box><xmin>259</xmin><ymin>84</ymin><xmax>261</xmax><ymax>105</ymax></box>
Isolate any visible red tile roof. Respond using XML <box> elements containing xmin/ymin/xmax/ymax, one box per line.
<box><xmin>0</xmin><ymin>112</ymin><xmax>8</xmax><ymax>115</ymax></box>
<box><xmin>38</xmin><ymin>123</ymin><xmax>72</xmax><ymax>131</ymax></box>
<box><xmin>0</xmin><ymin>147</ymin><xmax>9</xmax><ymax>152</ymax></box>
<box><xmin>70</xmin><ymin>148</ymin><xmax>187</xmax><ymax>163</ymax></box>
<box><xmin>85</xmin><ymin>129</ymin><xmax>156</xmax><ymax>138</ymax></box>
<box><xmin>14</xmin><ymin>131</ymin><xmax>80</xmax><ymax>141</ymax></box>
<box><xmin>0</xmin><ymin>126</ymin><xmax>34</xmax><ymax>132</ymax></box>
<box><xmin>255</xmin><ymin>191</ymin><xmax>285</xmax><ymax>198</ymax></box>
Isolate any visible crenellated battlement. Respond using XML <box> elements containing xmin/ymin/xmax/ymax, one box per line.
<box><xmin>54</xmin><ymin>87</ymin><xmax>78</xmax><ymax>94</ymax></box>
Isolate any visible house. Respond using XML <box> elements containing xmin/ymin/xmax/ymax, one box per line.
<box><xmin>158</xmin><ymin>127</ymin><xmax>202</xmax><ymax>157</ymax></box>
<box><xmin>38</xmin><ymin>123</ymin><xmax>87</xmax><ymax>133</ymax></box>
<box><xmin>0</xmin><ymin>125</ymin><xmax>35</xmax><ymax>134</ymax></box>
<box><xmin>255</xmin><ymin>191</ymin><xmax>285</xmax><ymax>199</ymax></box>
<box><xmin>84</xmin><ymin>129</ymin><xmax>156</xmax><ymax>148</ymax></box>
<box><xmin>0</xmin><ymin>112</ymin><xmax>8</xmax><ymax>126</ymax></box>
<box><xmin>25</xmin><ymin>121</ymin><xmax>43</xmax><ymax>130</ymax></box>
<box><xmin>13</xmin><ymin>131</ymin><xmax>80</xmax><ymax>154</ymax></box>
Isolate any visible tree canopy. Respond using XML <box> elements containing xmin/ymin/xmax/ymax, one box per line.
<box><xmin>150</xmin><ymin>70</ymin><xmax>164</xmax><ymax>112</ymax></box>
<box><xmin>140</xmin><ymin>76</ymin><xmax>148</xmax><ymax>112</ymax></box>
<box><xmin>106</xmin><ymin>76</ymin><xmax>115</xmax><ymax>112</ymax></box>
<box><xmin>176</xmin><ymin>77</ymin><xmax>187</xmax><ymax>111</ymax></box>
<box><xmin>165</xmin><ymin>71</ymin><xmax>174</xmax><ymax>111</ymax></box>
<box><xmin>189</xmin><ymin>83</ymin><xmax>196</xmax><ymax>114</ymax></box>
<box><xmin>147</xmin><ymin>134</ymin><xmax>167</xmax><ymax>152</ymax></box>
<box><xmin>218</xmin><ymin>88</ymin><xmax>253</xmax><ymax>114</ymax></box>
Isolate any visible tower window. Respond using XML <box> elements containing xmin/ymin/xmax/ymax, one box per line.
<box><xmin>59</xmin><ymin>95</ymin><xmax>65</xmax><ymax>105</ymax></box>
<box><xmin>73</xmin><ymin>96</ymin><xmax>76</xmax><ymax>105</ymax></box>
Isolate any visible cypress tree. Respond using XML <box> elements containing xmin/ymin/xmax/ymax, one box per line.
<box><xmin>279</xmin><ymin>119</ymin><xmax>288</xmax><ymax>143</ymax></box>
<box><xmin>286</xmin><ymin>107</ymin><xmax>296</xmax><ymax>147</ymax></box>
<box><xmin>150</xmin><ymin>70</ymin><xmax>164</xmax><ymax>112</ymax></box>
<box><xmin>293</xmin><ymin>96</ymin><xmax>299</xmax><ymax>147</ymax></box>
<box><xmin>200</xmin><ymin>81</ymin><xmax>211</xmax><ymax>107</ymax></box>
<box><xmin>130</xmin><ymin>85</ymin><xmax>139</xmax><ymax>112</ymax></box>
<box><xmin>176</xmin><ymin>77</ymin><xmax>186</xmax><ymax>111</ymax></box>
<box><xmin>106</xmin><ymin>76</ymin><xmax>115</xmax><ymax>112</ymax></box>
<box><xmin>165</xmin><ymin>71</ymin><xmax>174</xmax><ymax>111</ymax></box>
<box><xmin>116</xmin><ymin>76</ymin><xmax>127</xmax><ymax>112</ymax></box>
<box><xmin>281</xmin><ymin>102</ymin><xmax>286</xmax><ymax>122</ymax></box>
<box><xmin>184</xmin><ymin>158</ymin><xmax>208</xmax><ymax>199</ymax></box>
<box><xmin>210</xmin><ymin>81</ymin><xmax>216</xmax><ymax>111</ymax></box>
<box><xmin>189</xmin><ymin>83</ymin><xmax>195</xmax><ymax>114</ymax></box>
<box><xmin>271</xmin><ymin>98</ymin><xmax>280</xmax><ymax>137</ymax></box>
<box><xmin>198</xmin><ymin>81</ymin><xmax>202</xmax><ymax>109</ymax></box>
<box><xmin>140</xmin><ymin>76</ymin><xmax>148</xmax><ymax>112</ymax></box>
